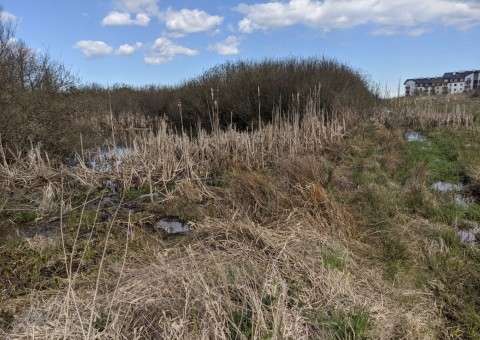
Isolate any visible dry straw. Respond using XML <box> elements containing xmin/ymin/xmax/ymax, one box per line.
<box><xmin>2</xmin><ymin>92</ymin><xmax>470</xmax><ymax>339</ymax></box>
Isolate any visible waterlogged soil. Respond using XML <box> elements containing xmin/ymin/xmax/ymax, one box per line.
<box><xmin>3</xmin><ymin>121</ymin><xmax>480</xmax><ymax>337</ymax></box>
<box><xmin>405</xmin><ymin>131</ymin><xmax>427</xmax><ymax>142</ymax></box>
<box><xmin>88</xmin><ymin>146</ymin><xmax>134</xmax><ymax>172</ymax></box>
<box><xmin>155</xmin><ymin>218</ymin><xmax>190</xmax><ymax>234</ymax></box>
<box><xmin>432</xmin><ymin>181</ymin><xmax>473</xmax><ymax>207</ymax></box>
<box><xmin>431</xmin><ymin>181</ymin><xmax>462</xmax><ymax>192</ymax></box>
<box><xmin>458</xmin><ymin>222</ymin><xmax>480</xmax><ymax>243</ymax></box>
<box><xmin>0</xmin><ymin>177</ymin><xmax>193</xmax><ymax>324</ymax></box>
<box><xmin>0</xmin><ymin>193</ymin><xmax>190</xmax><ymax>247</ymax></box>
<box><xmin>406</xmin><ymin>131</ymin><xmax>479</xmax><ymax>243</ymax></box>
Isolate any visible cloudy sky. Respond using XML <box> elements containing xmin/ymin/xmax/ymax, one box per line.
<box><xmin>2</xmin><ymin>0</ymin><xmax>480</xmax><ymax>95</ymax></box>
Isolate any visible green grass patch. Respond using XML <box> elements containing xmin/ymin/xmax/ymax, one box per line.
<box><xmin>437</xmin><ymin>227</ymin><xmax>462</xmax><ymax>249</ymax></box>
<box><xmin>122</xmin><ymin>181</ymin><xmax>176</xmax><ymax>202</ymax></box>
<box><xmin>429</xmin><ymin>199</ymin><xmax>480</xmax><ymax>226</ymax></box>
<box><xmin>425</xmin><ymin>238</ymin><xmax>480</xmax><ymax>338</ymax></box>
<box><xmin>301</xmin><ymin>305</ymin><xmax>372</xmax><ymax>339</ymax></box>
<box><xmin>402</xmin><ymin>186</ymin><xmax>435</xmax><ymax>216</ymax></box>
<box><xmin>323</xmin><ymin>249</ymin><xmax>345</xmax><ymax>270</ymax></box>
<box><xmin>13</xmin><ymin>210</ymin><xmax>37</xmax><ymax>224</ymax></box>
<box><xmin>229</xmin><ymin>308</ymin><xmax>254</xmax><ymax>340</ymax></box>
<box><xmin>380</xmin><ymin>238</ymin><xmax>410</xmax><ymax>281</ymax></box>
<box><xmin>65</xmin><ymin>210</ymin><xmax>98</xmax><ymax>233</ymax></box>
<box><xmin>123</xmin><ymin>185</ymin><xmax>152</xmax><ymax>201</ymax></box>
<box><xmin>332</xmin><ymin>307</ymin><xmax>371</xmax><ymax>340</ymax></box>
<box><xmin>0</xmin><ymin>239</ymin><xmax>63</xmax><ymax>297</ymax></box>
<box><xmin>405</xmin><ymin>139</ymin><xmax>461</xmax><ymax>184</ymax></box>
<box><xmin>348</xmin><ymin>184</ymin><xmax>398</xmax><ymax>227</ymax></box>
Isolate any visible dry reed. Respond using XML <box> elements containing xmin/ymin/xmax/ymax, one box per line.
<box><xmin>2</xmin><ymin>93</ymin><xmax>465</xmax><ymax>339</ymax></box>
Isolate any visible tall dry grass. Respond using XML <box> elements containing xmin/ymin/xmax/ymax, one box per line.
<box><xmin>4</xmin><ymin>165</ymin><xmax>439</xmax><ymax>339</ymax></box>
<box><xmin>2</xmin><ymin>91</ymin><xmax>475</xmax><ymax>339</ymax></box>
<box><xmin>375</xmin><ymin>96</ymin><xmax>475</xmax><ymax>128</ymax></box>
<box><xmin>6</xmin><ymin>92</ymin><xmax>346</xmax><ymax>199</ymax></box>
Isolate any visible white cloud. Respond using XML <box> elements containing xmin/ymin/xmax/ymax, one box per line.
<box><xmin>102</xmin><ymin>11</ymin><xmax>150</xmax><ymax>26</ymax></box>
<box><xmin>73</xmin><ymin>40</ymin><xmax>113</xmax><ymax>59</ymax></box>
<box><xmin>371</xmin><ymin>25</ymin><xmax>433</xmax><ymax>37</ymax></box>
<box><xmin>116</xmin><ymin>42</ymin><xmax>143</xmax><ymax>55</ymax></box>
<box><xmin>144</xmin><ymin>56</ymin><xmax>171</xmax><ymax>65</ymax></box>
<box><xmin>406</xmin><ymin>27</ymin><xmax>432</xmax><ymax>37</ymax></box>
<box><xmin>113</xmin><ymin>0</ymin><xmax>159</xmax><ymax>16</ymax></box>
<box><xmin>371</xmin><ymin>26</ymin><xmax>399</xmax><ymax>36</ymax></box>
<box><xmin>151</xmin><ymin>37</ymin><xmax>198</xmax><ymax>56</ymax></box>
<box><xmin>164</xmin><ymin>8</ymin><xmax>224</xmax><ymax>36</ymax></box>
<box><xmin>235</xmin><ymin>0</ymin><xmax>480</xmax><ymax>35</ymax></box>
<box><xmin>211</xmin><ymin>28</ymin><xmax>221</xmax><ymax>36</ymax></box>
<box><xmin>104</xmin><ymin>2</ymin><xmax>224</xmax><ymax>36</ymax></box>
<box><xmin>0</xmin><ymin>10</ymin><xmax>17</xmax><ymax>23</ymax></box>
<box><xmin>145</xmin><ymin>37</ymin><xmax>198</xmax><ymax>65</ymax></box>
<box><xmin>208</xmin><ymin>36</ymin><xmax>241</xmax><ymax>55</ymax></box>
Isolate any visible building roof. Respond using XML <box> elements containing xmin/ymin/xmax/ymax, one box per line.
<box><xmin>405</xmin><ymin>69</ymin><xmax>479</xmax><ymax>86</ymax></box>
<box><xmin>404</xmin><ymin>78</ymin><xmax>431</xmax><ymax>85</ymax></box>
<box><xmin>442</xmin><ymin>70</ymin><xmax>475</xmax><ymax>79</ymax></box>
<box><xmin>415</xmin><ymin>78</ymin><xmax>440</xmax><ymax>85</ymax></box>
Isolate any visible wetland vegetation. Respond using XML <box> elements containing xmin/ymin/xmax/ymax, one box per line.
<box><xmin>2</xmin><ymin>9</ymin><xmax>480</xmax><ymax>339</ymax></box>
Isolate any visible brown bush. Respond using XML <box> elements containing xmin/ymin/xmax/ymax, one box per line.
<box><xmin>0</xmin><ymin>8</ymin><xmax>84</xmax><ymax>157</ymax></box>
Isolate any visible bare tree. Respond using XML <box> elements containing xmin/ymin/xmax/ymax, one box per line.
<box><xmin>0</xmin><ymin>6</ymin><xmax>81</xmax><ymax>156</ymax></box>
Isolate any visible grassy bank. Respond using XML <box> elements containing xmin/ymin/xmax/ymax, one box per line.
<box><xmin>1</xmin><ymin>93</ymin><xmax>480</xmax><ymax>339</ymax></box>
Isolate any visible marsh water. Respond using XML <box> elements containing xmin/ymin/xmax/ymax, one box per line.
<box><xmin>406</xmin><ymin>131</ymin><xmax>479</xmax><ymax>244</ymax></box>
<box><xmin>155</xmin><ymin>218</ymin><xmax>190</xmax><ymax>234</ymax></box>
<box><xmin>1</xmin><ymin>145</ymin><xmax>188</xmax><ymax>245</ymax></box>
<box><xmin>3</xmin><ymin>134</ymin><xmax>476</xmax><ymax>245</ymax></box>
<box><xmin>405</xmin><ymin>131</ymin><xmax>426</xmax><ymax>142</ymax></box>
<box><xmin>88</xmin><ymin>146</ymin><xmax>134</xmax><ymax>171</ymax></box>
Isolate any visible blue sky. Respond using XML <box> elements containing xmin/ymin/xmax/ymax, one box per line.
<box><xmin>1</xmin><ymin>0</ymin><xmax>480</xmax><ymax>96</ymax></box>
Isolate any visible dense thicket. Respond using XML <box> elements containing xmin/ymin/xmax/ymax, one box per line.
<box><xmin>170</xmin><ymin>58</ymin><xmax>378</xmax><ymax>128</ymax></box>
<box><xmin>0</xmin><ymin>7</ymin><xmax>378</xmax><ymax>156</ymax></box>
<box><xmin>82</xmin><ymin>58</ymin><xmax>378</xmax><ymax>131</ymax></box>
<box><xmin>0</xmin><ymin>8</ymin><xmax>84</xmax><ymax>154</ymax></box>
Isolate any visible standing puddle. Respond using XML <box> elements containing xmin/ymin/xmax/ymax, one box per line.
<box><xmin>432</xmin><ymin>181</ymin><xmax>478</xmax><ymax>244</ymax></box>
<box><xmin>458</xmin><ymin>224</ymin><xmax>480</xmax><ymax>243</ymax></box>
<box><xmin>2</xmin><ymin>221</ymin><xmax>62</xmax><ymax>246</ymax></box>
<box><xmin>155</xmin><ymin>218</ymin><xmax>190</xmax><ymax>234</ymax></box>
<box><xmin>88</xmin><ymin>146</ymin><xmax>134</xmax><ymax>172</ymax></box>
<box><xmin>432</xmin><ymin>181</ymin><xmax>462</xmax><ymax>192</ymax></box>
<box><xmin>431</xmin><ymin>181</ymin><xmax>472</xmax><ymax>207</ymax></box>
<box><xmin>90</xmin><ymin>196</ymin><xmax>117</xmax><ymax>210</ymax></box>
<box><xmin>405</xmin><ymin>131</ymin><xmax>426</xmax><ymax>142</ymax></box>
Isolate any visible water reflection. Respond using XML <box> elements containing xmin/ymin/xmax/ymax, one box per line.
<box><xmin>405</xmin><ymin>132</ymin><xmax>426</xmax><ymax>142</ymax></box>
<box><xmin>88</xmin><ymin>146</ymin><xmax>133</xmax><ymax>171</ymax></box>
<box><xmin>432</xmin><ymin>181</ymin><xmax>462</xmax><ymax>192</ymax></box>
<box><xmin>458</xmin><ymin>224</ymin><xmax>479</xmax><ymax>243</ymax></box>
<box><xmin>155</xmin><ymin>218</ymin><xmax>190</xmax><ymax>234</ymax></box>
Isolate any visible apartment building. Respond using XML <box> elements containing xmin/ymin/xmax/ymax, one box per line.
<box><xmin>404</xmin><ymin>70</ymin><xmax>479</xmax><ymax>96</ymax></box>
